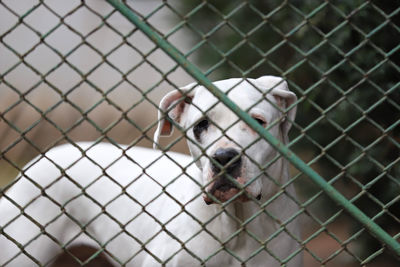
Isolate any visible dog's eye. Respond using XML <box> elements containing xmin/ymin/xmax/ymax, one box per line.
<box><xmin>193</xmin><ymin>119</ymin><xmax>209</xmax><ymax>140</ymax></box>
<box><xmin>252</xmin><ymin>116</ymin><xmax>266</xmax><ymax>127</ymax></box>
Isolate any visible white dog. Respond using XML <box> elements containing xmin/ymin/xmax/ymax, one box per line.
<box><xmin>0</xmin><ymin>76</ymin><xmax>302</xmax><ymax>266</ymax></box>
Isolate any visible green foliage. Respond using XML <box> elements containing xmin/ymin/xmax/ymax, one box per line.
<box><xmin>176</xmin><ymin>0</ymin><xmax>400</xmax><ymax>258</ymax></box>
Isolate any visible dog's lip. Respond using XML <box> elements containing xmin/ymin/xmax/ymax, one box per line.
<box><xmin>202</xmin><ymin>190</ymin><xmax>250</xmax><ymax>205</ymax></box>
<box><xmin>203</xmin><ymin>171</ymin><xmax>260</xmax><ymax>204</ymax></box>
<box><xmin>203</xmin><ymin>195</ymin><xmax>214</xmax><ymax>205</ymax></box>
<box><xmin>203</xmin><ymin>186</ymin><xmax>259</xmax><ymax>205</ymax></box>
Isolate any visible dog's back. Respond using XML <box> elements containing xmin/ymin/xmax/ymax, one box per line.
<box><xmin>0</xmin><ymin>142</ymin><xmax>209</xmax><ymax>266</ymax></box>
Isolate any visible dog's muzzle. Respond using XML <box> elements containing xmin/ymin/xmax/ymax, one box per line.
<box><xmin>204</xmin><ymin>148</ymin><xmax>248</xmax><ymax>204</ymax></box>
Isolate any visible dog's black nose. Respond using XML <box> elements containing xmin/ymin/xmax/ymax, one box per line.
<box><xmin>212</xmin><ymin>148</ymin><xmax>241</xmax><ymax>172</ymax></box>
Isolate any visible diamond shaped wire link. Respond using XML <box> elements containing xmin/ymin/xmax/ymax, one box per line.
<box><xmin>1</xmin><ymin>0</ymin><xmax>400</xmax><ymax>266</ymax></box>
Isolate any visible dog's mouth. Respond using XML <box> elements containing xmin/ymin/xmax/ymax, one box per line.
<box><xmin>203</xmin><ymin>187</ymin><xmax>250</xmax><ymax>205</ymax></box>
<box><xmin>204</xmin><ymin>147</ymin><xmax>261</xmax><ymax>204</ymax></box>
<box><xmin>203</xmin><ymin>176</ymin><xmax>261</xmax><ymax>205</ymax></box>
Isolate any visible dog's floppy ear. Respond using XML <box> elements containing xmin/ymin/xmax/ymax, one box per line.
<box><xmin>256</xmin><ymin>76</ymin><xmax>297</xmax><ymax>136</ymax></box>
<box><xmin>153</xmin><ymin>83</ymin><xmax>196</xmax><ymax>148</ymax></box>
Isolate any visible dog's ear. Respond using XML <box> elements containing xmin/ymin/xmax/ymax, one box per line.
<box><xmin>271</xmin><ymin>87</ymin><xmax>297</xmax><ymax>136</ymax></box>
<box><xmin>153</xmin><ymin>83</ymin><xmax>196</xmax><ymax>148</ymax></box>
<box><xmin>256</xmin><ymin>76</ymin><xmax>297</xmax><ymax>136</ymax></box>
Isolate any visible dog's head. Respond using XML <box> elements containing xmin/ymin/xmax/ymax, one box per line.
<box><xmin>154</xmin><ymin>76</ymin><xmax>297</xmax><ymax>204</ymax></box>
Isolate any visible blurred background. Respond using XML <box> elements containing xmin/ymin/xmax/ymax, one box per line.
<box><xmin>1</xmin><ymin>0</ymin><xmax>399</xmax><ymax>266</ymax></box>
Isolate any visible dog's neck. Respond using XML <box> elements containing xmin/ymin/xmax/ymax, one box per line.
<box><xmin>213</xmin><ymin>159</ymin><xmax>298</xmax><ymax>266</ymax></box>
<box><xmin>212</xmin><ymin>131</ymin><xmax>297</xmax><ymax>253</ymax></box>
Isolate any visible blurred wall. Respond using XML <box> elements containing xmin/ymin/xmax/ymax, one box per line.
<box><xmin>0</xmin><ymin>0</ymin><xmax>192</xmax><ymax>186</ymax></box>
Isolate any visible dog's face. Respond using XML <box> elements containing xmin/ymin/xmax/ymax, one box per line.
<box><xmin>154</xmin><ymin>76</ymin><xmax>297</xmax><ymax>204</ymax></box>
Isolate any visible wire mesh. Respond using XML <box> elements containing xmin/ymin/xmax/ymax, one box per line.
<box><xmin>0</xmin><ymin>0</ymin><xmax>399</xmax><ymax>266</ymax></box>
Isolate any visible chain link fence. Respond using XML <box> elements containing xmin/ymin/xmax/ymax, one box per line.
<box><xmin>1</xmin><ymin>0</ymin><xmax>399</xmax><ymax>266</ymax></box>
